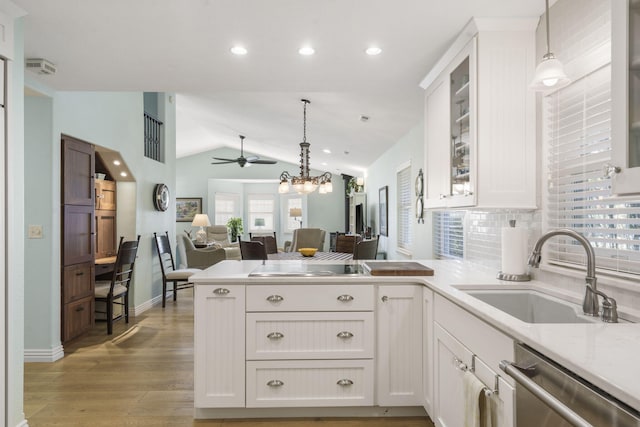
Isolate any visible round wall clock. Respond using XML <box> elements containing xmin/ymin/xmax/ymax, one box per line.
<box><xmin>154</xmin><ymin>183</ymin><xmax>170</xmax><ymax>212</ymax></box>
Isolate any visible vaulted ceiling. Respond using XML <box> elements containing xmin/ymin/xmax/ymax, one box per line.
<box><xmin>16</xmin><ymin>0</ymin><xmax>543</xmax><ymax>176</ymax></box>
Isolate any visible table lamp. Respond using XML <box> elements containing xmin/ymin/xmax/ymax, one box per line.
<box><xmin>192</xmin><ymin>214</ymin><xmax>211</xmax><ymax>244</ymax></box>
<box><xmin>289</xmin><ymin>208</ymin><xmax>302</xmax><ymax>228</ymax></box>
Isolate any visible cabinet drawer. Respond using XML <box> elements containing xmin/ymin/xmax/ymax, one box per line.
<box><xmin>246</xmin><ymin>312</ymin><xmax>374</xmax><ymax>360</ymax></box>
<box><xmin>62</xmin><ymin>296</ymin><xmax>94</xmax><ymax>342</ymax></box>
<box><xmin>246</xmin><ymin>359</ymin><xmax>374</xmax><ymax>407</ymax></box>
<box><xmin>246</xmin><ymin>284</ymin><xmax>374</xmax><ymax>312</ymax></box>
<box><xmin>63</xmin><ymin>263</ymin><xmax>94</xmax><ymax>303</ymax></box>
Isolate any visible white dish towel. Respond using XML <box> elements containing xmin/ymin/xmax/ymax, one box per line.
<box><xmin>463</xmin><ymin>370</ymin><xmax>493</xmax><ymax>427</ymax></box>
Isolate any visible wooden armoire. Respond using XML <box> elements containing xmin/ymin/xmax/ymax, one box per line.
<box><xmin>61</xmin><ymin>135</ymin><xmax>95</xmax><ymax>342</ymax></box>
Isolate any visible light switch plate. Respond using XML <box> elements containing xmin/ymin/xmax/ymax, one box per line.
<box><xmin>28</xmin><ymin>225</ymin><xmax>43</xmax><ymax>239</ymax></box>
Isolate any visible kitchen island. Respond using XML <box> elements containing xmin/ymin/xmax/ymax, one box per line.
<box><xmin>191</xmin><ymin>259</ymin><xmax>640</xmax><ymax>424</ymax></box>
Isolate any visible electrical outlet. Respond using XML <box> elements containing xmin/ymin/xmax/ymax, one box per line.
<box><xmin>28</xmin><ymin>225</ymin><xmax>43</xmax><ymax>239</ymax></box>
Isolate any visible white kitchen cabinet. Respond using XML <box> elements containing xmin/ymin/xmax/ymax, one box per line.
<box><xmin>611</xmin><ymin>0</ymin><xmax>640</xmax><ymax>195</ymax></box>
<box><xmin>376</xmin><ymin>285</ymin><xmax>423</xmax><ymax>406</ymax></box>
<box><xmin>433</xmin><ymin>295</ymin><xmax>514</xmax><ymax>427</ymax></box>
<box><xmin>421</xmin><ymin>18</ymin><xmax>538</xmax><ymax>209</ymax></box>
<box><xmin>246</xmin><ymin>283</ymin><xmax>375</xmax><ymax>408</ymax></box>
<box><xmin>422</xmin><ymin>287</ymin><xmax>434</xmax><ymax>417</ymax></box>
<box><xmin>194</xmin><ymin>285</ymin><xmax>245</xmax><ymax>408</ymax></box>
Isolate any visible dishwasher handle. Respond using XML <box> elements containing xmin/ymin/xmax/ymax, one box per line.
<box><xmin>500</xmin><ymin>360</ymin><xmax>594</xmax><ymax>427</ymax></box>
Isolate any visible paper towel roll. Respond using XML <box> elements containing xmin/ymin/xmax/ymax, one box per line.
<box><xmin>501</xmin><ymin>227</ymin><xmax>527</xmax><ymax>275</ymax></box>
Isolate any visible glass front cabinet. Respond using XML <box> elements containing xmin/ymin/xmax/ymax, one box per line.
<box><xmin>422</xmin><ymin>19</ymin><xmax>537</xmax><ymax>210</ymax></box>
<box><xmin>612</xmin><ymin>0</ymin><xmax>640</xmax><ymax>195</ymax></box>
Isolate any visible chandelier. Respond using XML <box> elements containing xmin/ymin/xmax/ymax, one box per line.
<box><xmin>278</xmin><ymin>99</ymin><xmax>333</xmax><ymax>195</ymax></box>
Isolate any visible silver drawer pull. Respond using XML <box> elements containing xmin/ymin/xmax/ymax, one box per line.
<box><xmin>267</xmin><ymin>332</ymin><xmax>284</xmax><ymax>340</ymax></box>
<box><xmin>337</xmin><ymin>294</ymin><xmax>354</xmax><ymax>302</ymax></box>
<box><xmin>337</xmin><ymin>379</ymin><xmax>353</xmax><ymax>386</ymax></box>
<box><xmin>337</xmin><ymin>331</ymin><xmax>354</xmax><ymax>339</ymax></box>
<box><xmin>213</xmin><ymin>288</ymin><xmax>230</xmax><ymax>295</ymax></box>
<box><xmin>267</xmin><ymin>379</ymin><xmax>284</xmax><ymax>387</ymax></box>
<box><xmin>266</xmin><ymin>294</ymin><xmax>284</xmax><ymax>303</ymax></box>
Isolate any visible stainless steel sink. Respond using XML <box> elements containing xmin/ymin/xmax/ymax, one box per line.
<box><xmin>463</xmin><ymin>289</ymin><xmax>599</xmax><ymax>324</ymax></box>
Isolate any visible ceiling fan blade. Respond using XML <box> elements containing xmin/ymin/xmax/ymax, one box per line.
<box><xmin>211</xmin><ymin>160</ymin><xmax>237</xmax><ymax>165</ymax></box>
<box><xmin>212</xmin><ymin>156</ymin><xmax>240</xmax><ymax>162</ymax></box>
<box><xmin>247</xmin><ymin>159</ymin><xmax>278</xmax><ymax>165</ymax></box>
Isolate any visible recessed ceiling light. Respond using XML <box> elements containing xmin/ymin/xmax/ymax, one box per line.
<box><xmin>321</xmin><ymin>162</ymin><xmax>328</xmax><ymax>166</ymax></box>
<box><xmin>323</xmin><ymin>149</ymin><xmax>331</xmax><ymax>154</ymax></box>
<box><xmin>230</xmin><ymin>46</ymin><xmax>248</xmax><ymax>55</ymax></box>
<box><xmin>113</xmin><ymin>160</ymin><xmax>121</xmax><ymax>166</ymax></box>
<box><xmin>365</xmin><ymin>46</ymin><xmax>382</xmax><ymax>56</ymax></box>
<box><xmin>120</xmin><ymin>171</ymin><xmax>127</xmax><ymax>177</ymax></box>
<box><xmin>298</xmin><ymin>46</ymin><xmax>315</xmax><ymax>56</ymax></box>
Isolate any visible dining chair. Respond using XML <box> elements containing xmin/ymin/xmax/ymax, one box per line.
<box><xmin>240</xmin><ymin>240</ymin><xmax>268</xmax><ymax>261</ymax></box>
<box><xmin>335</xmin><ymin>234</ymin><xmax>362</xmax><ymax>254</ymax></box>
<box><xmin>290</xmin><ymin>228</ymin><xmax>326</xmax><ymax>251</ymax></box>
<box><xmin>94</xmin><ymin>235</ymin><xmax>141</xmax><ymax>335</ymax></box>
<box><xmin>154</xmin><ymin>231</ymin><xmax>202</xmax><ymax>308</ymax></box>
<box><xmin>250</xmin><ymin>235</ymin><xmax>278</xmax><ymax>254</ymax></box>
<box><xmin>352</xmin><ymin>237</ymin><xmax>379</xmax><ymax>260</ymax></box>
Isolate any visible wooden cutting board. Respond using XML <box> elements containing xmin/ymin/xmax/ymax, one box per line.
<box><xmin>364</xmin><ymin>261</ymin><xmax>434</xmax><ymax>276</ymax></box>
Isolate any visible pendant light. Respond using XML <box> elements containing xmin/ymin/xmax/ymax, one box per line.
<box><xmin>278</xmin><ymin>99</ymin><xmax>333</xmax><ymax>195</ymax></box>
<box><xmin>531</xmin><ymin>0</ymin><xmax>570</xmax><ymax>91</ymax></box>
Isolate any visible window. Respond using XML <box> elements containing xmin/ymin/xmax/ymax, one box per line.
<box><xmin>214</xmin><ymin>193</ymin><xmax>238</xmax><ymax>225</ymax></box>
<box><xmin>397</xmin><ymin>164</ymin><xmax>412</xmax><ymax>251</ymax></box>
<box><xmin>433</xmin><ymin>211</ymin><xmax>464</xmax><ymax>260</ymax></box>
<box><xmin>545</xmin><ymin>64</ymin><xmax>640</xmax><ymax>276</ymax></box>
<box><xmin>248</xmin><ymin>194</ymin><xmax>275</xmax><ymax>233</ymax></box>
<box><xmin>284</xmin><ymin>197</ymin><xmax>303</xmax><ymax>232</ymax></box>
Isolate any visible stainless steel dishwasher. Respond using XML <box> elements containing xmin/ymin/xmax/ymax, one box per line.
<box><xmin>500</xmin><ymin>343</ymin><xmax>640</xmax><ymax>427</ymax></box>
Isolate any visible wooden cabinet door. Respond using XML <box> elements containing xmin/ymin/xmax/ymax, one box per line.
<box><xmin>376</xmin><ymin>285</ymin><xmax>423</xmax><ymax>406</ymax></box>
<box><xmin>95</xmin><ymin>209</ymin><xmax>117</xmax><ymax>258</ymax></box>
<box><xmin>62</xmin><ymin>262</ymin><xmax>94</xmax><ymax>303</ymax></box>
<box><xmin>95</xmin><ymin>180</ymin><xmax>116</xmax><ymax>210</ymax></box>
<box><xmin>63</xmin><ymin>204</ymin><xmax>94</xmax><ymax>265</ymax></box>
<box><xmin>62</xmin><ymin>136</ymin><xmax>94</xmax><ymax>206</ymax></box>
<box><xmin>62</xmin><ymin>296</ymin><xmax>94</xmax><ymax>342</ymax></box>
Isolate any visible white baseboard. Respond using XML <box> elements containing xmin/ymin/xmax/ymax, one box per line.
<box><xmin>14</xmin><ymin>418</ymin><xmax>29</xmax><ymax>427</ymax></box>
<box><xmin>24</xmin><ymin>345</ymin><xmax>64</xmax><ymax>363</ymax></box>
<box><xmin>130</xmin><ymin>292</ymin><xmax>167</xmax><ymax>317</ymax></box>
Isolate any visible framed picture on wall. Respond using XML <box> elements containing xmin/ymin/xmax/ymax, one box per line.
<box><xmin>379</xmin><ymin>186</ymin><xmax>388</xmax><ymax>236</ymax></box>
<box><xmin>176</xmin><ymin>197</ymin><xmax>202</xmax><ymax>222</ymax></box>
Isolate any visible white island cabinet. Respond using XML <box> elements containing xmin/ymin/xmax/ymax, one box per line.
<box><xmin>194</xmin><ymin>284</ymin><xmax>245</xmax><ymax>408</ymax></box>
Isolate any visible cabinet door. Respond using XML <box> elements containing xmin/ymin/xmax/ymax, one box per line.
<box><xmin>62</xmin><ymin>262</ymin><xmax>94</xmax><ymax>303</ymax></box>
<box><xmin>62</xmin><ymin>136</ymin><xmax>94</xmax><ymax>206</ymax></box>
<box><xmin>376</xmin><ymin>285</ymin><xmax>422</xmax><ymax>406</ymax></box>
<box><xmin>433</xmin><ymin>323</ymin><xmax>472</xmax><ymax>427</ymax></box>
<box><xmin>62</xmin><ymin>296</ymin><xmax>94</xmax><ymax>343</ymax></box>
<box><xmin>95</xmin><ymin>180</ymin><xmax>116</xmax><ymax>210</ymax></box>
<box><xmin>63</xmin><ymin>204</ymin><xmax>95</xmax><ymax>265</ymax></box>
<box><xmin>194</xmin><ymin>285</ymin><xmax>245</xmax><ymax>408</ymax></box>
<box><xmin>95</xmin><ymin>209</ymin><xmax>117</xmax><ymax>258</ymax></box>
<box><xmin>611</xmin><ymin>0</ymin><xmax>640</xmax><ymax>195</ymax></box>
<box><xmin>424</xmin><ymin>75</ymin><xmax>450</xmax><ymax>208</ymax></box>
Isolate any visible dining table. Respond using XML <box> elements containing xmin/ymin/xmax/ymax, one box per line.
<box><xmin>267</xmin><ymin>251</ymin><xmax>353</xmax><ymax>261</ymax></box>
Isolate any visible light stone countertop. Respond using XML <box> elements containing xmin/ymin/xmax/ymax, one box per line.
<box><xmin>191</xmin><ymin>259</ymin><xmax>640</xmax><ymax>411</ymax></box>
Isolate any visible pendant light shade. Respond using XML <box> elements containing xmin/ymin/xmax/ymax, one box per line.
<box><xmin>531</xmin><ymin>0</ymin><xmax>570</xmax><ymax>91</ymax></box>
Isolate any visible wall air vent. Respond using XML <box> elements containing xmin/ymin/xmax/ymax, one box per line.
<box><xmin>25</xmin><ymin>58</ymin><xmax>56</xmax><ymax>75</ymax></box>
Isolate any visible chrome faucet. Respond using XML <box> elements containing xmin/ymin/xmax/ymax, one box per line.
<box><xmin>528</xmin><ymin>228</ymin><xmax>617</xmax><ymax>321</ymax></box>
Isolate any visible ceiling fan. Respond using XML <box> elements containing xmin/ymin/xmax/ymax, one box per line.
<box><xmin>211</xmin><ymin>135</ymin><xmax>277</xmax><ymax>168</ymax></box>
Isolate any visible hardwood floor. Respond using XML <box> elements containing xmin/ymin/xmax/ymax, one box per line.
<box><xmin>24</xmin><ymin>290</ymin><xmax>434</xmax><ymax>427</ymax></box>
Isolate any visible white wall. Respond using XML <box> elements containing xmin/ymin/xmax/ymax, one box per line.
<box><xmin>365</xmin><ymin>124</ymin><xmax>432</xmax><ymax>260</ymax></box>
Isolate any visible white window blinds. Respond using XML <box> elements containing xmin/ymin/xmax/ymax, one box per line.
<box><xmin>214</xmin><ymin>193</ymin><xmax>238</xmax><ymax>225</ymax></box>
<box><xmin>248</xmin><ymin>194</ymin><xmax>275</xmax><ymax>232</ymax></box>
<box><xmin>397</xmin><ymin>165</ymin><xmax>412</xmax><ymax>250</ymax></box>
<box><xmin>545</xmin><ymin>64</ymin><xmax>640</xmax><ymax>276</ymax></box>
<box><xmin>432</xmin><ymin>211</ymin><xmax>464</xmax><ymax>260</ymax></box>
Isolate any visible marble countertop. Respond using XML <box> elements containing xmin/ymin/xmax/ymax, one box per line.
<box><xmin>191</xmin><ymin>259</ymin><xmax>640</xmax><ymax>410</ymax></box>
